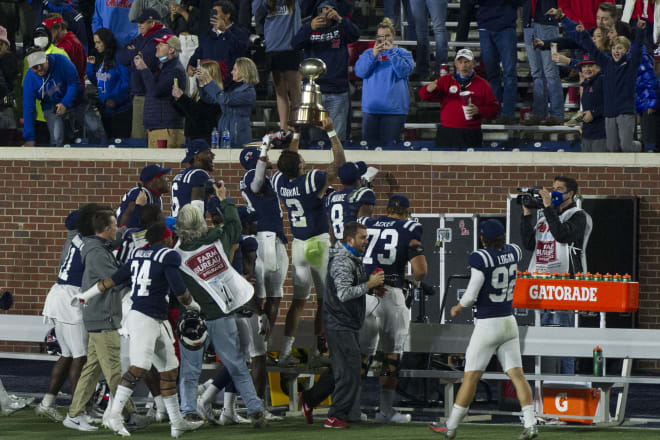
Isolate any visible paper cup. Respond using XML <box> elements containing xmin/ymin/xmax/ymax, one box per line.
<box><xmin>463</xmin><ymin>106</ymin><xmax>473</xmax><ymax>120</ymax></box>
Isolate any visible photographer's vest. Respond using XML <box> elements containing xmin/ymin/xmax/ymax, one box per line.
<box><xmin>176</xmin><ymin>240</ymin><xmax>254</xmax><ymax>314</ymax></box>
<box><xmin>528</xmin><ymin>207</ymin><xmax>593</xmax><ymax>275</ymax></box>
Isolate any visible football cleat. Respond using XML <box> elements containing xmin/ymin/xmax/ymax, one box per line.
<box><xmin>375</xmin><ymin>411</ymin><xmax>411</xmax><ymax>424</ymax></box>
<box><xmin>171</xmin><ymin>419</ymin><xmax>203</xmax><ymax>438</ymax></box>
<box><xmin>108</xmin><ymin>413</ymin><xmax>131</xmax><ymax>437</ymax></box>
<box><xmin>219</xmin><ymin>408</ymin><xmax>250</xmax><ymax>425</ymax></box>
<box><xmin>264</xmin><ymin>409</ymin><xmax>283</xmax><ymax>422</ymax></box>
<box><xmin>429</xmin><ymin>422</ymin><xmax>456</xmax><ymax>438</ymax></box>
<box><xmin>196</xmin><ymin>398</ymin><xmax>220</xmax><ymax>425</ymax></box>
<box><xmin>35</xmin><ymin>403</ymin><xmax>64</xmax><ymax>422</ymax></box>
<box><xmin>518</xmin><ymin>425</ymin><xmax>538</xmax><ymax>440</ymax></box>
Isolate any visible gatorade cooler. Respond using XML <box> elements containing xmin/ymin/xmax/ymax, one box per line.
<box><xmin>542</xmin><ymin>386</ymin><xmax>601</xmax><ymax>424</ymax></box>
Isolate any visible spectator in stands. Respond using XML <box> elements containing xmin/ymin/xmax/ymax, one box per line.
<box><xmin>135</xmin><ymin>34</ymin><xmax>187</xmax><ymax>148</ymax></box>
<box><xmin>622</xmin><ymin>0</ymin><xmax>658</xmax><ymax>47</ymax></box>
<box><xmin>383</xmin><ymin>0</ymin><xmax>415</xmax><ymax>40</ymax></box>
<box><xmin>577</xmin><ymin>55</ymin><xmax>606</xmax><ymax>152</ymax></box>
<box><xmin>253</xmin><ymin>0</ymin><xmax>303</xmax><ymax>137</ymax></box>
<box><xmin>23</xmin><ymin>47</ymin><xmax>106</xmax><ymax>146</ymax></box>
<box><xmin>117</xmin><ymin>8</ymin><xmax>171</xmax><ymax>139</ymax></box>
<box><xmin>199</xmin><ymin>56</ymin><xmax>258</xmax><ymax>147</ymax></box>
<box><xmin>355</xmin><ymin>17</ymin><xmax>413</xmax><ymax>146</ymax></box>
<box><xmin>172</xmin><ymin>59</ymin><xmax>222</xmax><ymax>142</ymax></box>
<box><xmin>87</xmin><ymin>28</ymin><xmax>132</xmax><ymax>139</ymax></box>
<box><xmin>165</xmin><ymin>0</ymin><xmax>200</xmax><ymax>35</ymax></box>
<box><xmin>45</xmin><ymin>14</ymin><xmax>87</xmax><ymax>87</ymax></box>
<box><xmin>0</xmin><ymin>26</ymin><xmax>18</xmax><ymax>129</ymax></box>
<box><xmin>575</xmin><ymin>20</ymin><xmax>647</xmax><ymax>152</ymax></box>
<box><xmin>92</xmin><ymin>0</ymin><xmax>138</xmax><ymax>47</ymax></box>
<box><xmin>33</xmin><ymin>0</ymin><xmax>90</xmax><ymax>52</ymax></box>
<box><xmin>409</xmin><ymin>0</ymin><xmax>448</xmax><ymax>80</ymax></box>
<box><xmin>419</xmin><ymin>48</ymin><xmax>499</xmax><ymax>149</ymax></box>
<box><xmin>523</xmin><ymin>0</ymin><xmax>565</xmax><ymax>126</ymax></box>
<box><xmin>188</xmin><ymin>1</ymin><xmax>250</xmax><ymax>85</ymax></box>
<box><xmin>456</xmin><ymin>0</ymin><xmax>476</xmax><ymax>43</ymax></box>
<box><xmin>293</xmin><ymin>0</ymin><xmax>360</xmax><ymax>141</ymax></box>
<box><xmin>558</xmin><ymin>0</ymin><xmax>615</xmax><ymax>31</ymax></box>
<box><xmin>477</xmin><ymin>0</ymin><xmax>522</xmax><ymax>125</ymax></box>
<box><xmin>130</xmin><ymin>0</ymin><xmax>170</xmax><ymax>23</ymax></box>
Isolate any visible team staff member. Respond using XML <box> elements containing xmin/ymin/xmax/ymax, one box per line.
<box><xmin>430</xmin><ymin>220</ymin><xmax>538</xmax><ymax>440</ymax></box>
<box><xmin>419</xmin><ymin>48</ymin><xmax>499</xmax><ymax>149</ymax></box>
<box><xmin>520</xmin><ymin>175</ymin><xmax>592</xmax><ymax>374</ymax></box>
<box><xmin>298</xmin><ymin>222</ymin><xmax>385</xmax><ymax>428</ymax></box>
<box><xmin>171</xmin><ymin>139</ymin><xmax>215</xmax><ymax>218</ymax></box>
<box><xmin>117</xmin><ymin>164</ymin><xmax>171</xmax><ymax>227</ymax></box>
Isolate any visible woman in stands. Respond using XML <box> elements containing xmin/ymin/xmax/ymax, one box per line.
<box><xmin>355</xmin><ymin>17</ymin><xmax>414</xmax><ymax>147</ymax></box>
<box><xmin>86</xmin><ymin>28</ymin><xmax>131</xmax><ymax>139</ymax></box>
<box><xmin>198</xmin><ymin>57</ymin><xmax>258</xmax><ymax>148</ymax></box>
<box><xmin>253</xmin><ymin>0</ymin><xmax>302</xmax><ymax>140</ymax></box>
<box><xmin>172</xmin><ymin>59</ymin><xmax>223</xmax><ymax>143</ymax></box>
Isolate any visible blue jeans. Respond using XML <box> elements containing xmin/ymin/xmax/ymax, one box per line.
<box><xmin>178</xmin><ymin>316</ymin><xmax>263</xmax><ymax>416</ymax></box>
<box><xmin>362</xmin><ymin>113</ymin><xmax>406</xmax><ymax>146</ymax></box>
<box><xmin>322</xmin><ymin>91</ymin><xmax>350</xmax><ymax>141</ymax></box>
<box><xmin>43</xmin><ymin>102</ymin><xmax>106</xmax><ymax>146</ymax></box>
<box><xmin>479</xmin><ymin>27</ymin><xmax>518</xmax><ymax>117</ymax></box>
<box><xmin>523</xmin><ymin>24</ymin><xmax>564</xmax><ymax>119</ymax></box>
<box><xmin>383</xmin><ymin>0</ymin><xmax>416</xmax><ymax>40</ymax></box>
<box><xmin>410</xmin><ymin>0</ymin><xmax>448</xmax><ymax>76</ymax></box>
<box><xmin>541</xmin><ymin>311</ymin><xmax>575</xmax><ymax>374</ymax></box>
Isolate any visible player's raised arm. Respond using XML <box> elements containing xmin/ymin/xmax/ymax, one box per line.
<box><xmin>319</xmin><ymin>118</ymin><xmax>346</xmax><ymax>195</ymax></box>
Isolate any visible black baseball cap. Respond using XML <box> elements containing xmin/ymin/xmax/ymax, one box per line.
<box><xmin>135</xmin><ymin>8</ymin><xmax>160</xmax><ymax>23</ymax></box>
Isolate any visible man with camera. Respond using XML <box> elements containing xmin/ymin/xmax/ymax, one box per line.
<box><xmin>520</xmin><ymin>176</ymin><xmax>593</xmax><ymax>374</ymax></box>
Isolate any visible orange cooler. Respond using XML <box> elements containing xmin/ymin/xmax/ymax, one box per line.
<box><xmin>542</xmin><ymin>387</ymin><xmax>601</xmax><ymax>424</ymax></box>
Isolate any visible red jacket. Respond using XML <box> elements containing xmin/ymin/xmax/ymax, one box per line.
<box><xmin>631</xmin><ymin>0</ymin><xmax>655</xmax><ymax>22</ymax></box>
<box><xmin>558</xmin><ymin>0</ymin><xmax>615</xmax><ymax>30</ymax></box>
<box><xmin>57</xmin><ymin>31</ymin><xmax>86</xmax><ymax>87</ymax></box>
<box><xmin>419</xmin><ymin>72</ymin><xmax>499</xmax><ymax>130</ymax></box>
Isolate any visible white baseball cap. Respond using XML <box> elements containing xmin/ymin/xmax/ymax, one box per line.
<box><xmin>455</xmin><ymin>48</ymin><xmax>474</xmax><ymax>61</ymax></box>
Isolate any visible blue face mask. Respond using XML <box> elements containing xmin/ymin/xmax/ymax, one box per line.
<box><xmin>158</xmin><ymin>55</ymin><xmax>168</xmax><ymax>62</ymax></box>
<box><xmin>551</xmin><ymin>190</ymin><xmax>568</xmax><ymax>207</ymax></box>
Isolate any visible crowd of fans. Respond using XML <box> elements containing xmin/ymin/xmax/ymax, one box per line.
<box><xmin>0</xmin><ymin>0</ymin><xmax>658</xmax><ymax>150</ymax></box>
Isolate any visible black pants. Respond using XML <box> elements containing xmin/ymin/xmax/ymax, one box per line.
<box><xmin>301</xmin><ymin>329</ymin><xmax>361</xmax><ymax>421</ymax></box>
<box><xmin>102</xmin><ymin>107</ymin><xmax>132</xmax><ymax>139</ymax></box>
<box><xmin>456</xmin><ymin>0</ymin><xmax>476</xmax><ymax>42</ymax></box>
<box><xmin>436</xmin><ymin>125</ymin><xmax>483</xmax><ymax>149</ymax></box>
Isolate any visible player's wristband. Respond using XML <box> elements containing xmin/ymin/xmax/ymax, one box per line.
<box><xmin>293</xmin><ymin>133</ymin><xmax>300</xmax><ymax>140</ymax></box>
<box><xmin>260</xmin><ymin>136</ymin><xmax>269</xmax><ymax>157</ymax></box>
<box><xmin>326</xmin><ymin>130</ymin><xmax>337</xmax><ymax>139</ymax></box>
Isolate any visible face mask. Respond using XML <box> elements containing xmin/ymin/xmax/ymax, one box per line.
<box><xmin>158</xmin><ymin>55</ymin><xmax>168</xmax><ymax>62</ymax></box>
<box><xmin>34</xmin><ymin>37</ymin><xmax>49</xmax><ymax>48</ymax></box>
<box><xmin>551</xmin><ymin>191</ymin><xmax>568</xmax><ymax>207</ymax></box>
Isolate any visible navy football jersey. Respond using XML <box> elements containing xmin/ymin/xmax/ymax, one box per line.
<box><xmin>112</xmin><ymin>245</ymin><xmax>184</xmax><ymax>321</ymax></box>
<box><xmin>231</xmin><ymin>235</ymin><xmax>258</xmax><ymax>275</ymax></box>
<box><xmin>358</xmin><ymin>216</ymin><xmax>423</xmax><ymax>281</ymax></box>
<box><xmin>116</xmin><ymin>227</ymin><xmax>148</xmax><ymax>265</ymax></box>
<box><xmin>469</xmin><ymin>244</ymin><xmax>522</xmax><ymax>319</ymax></box>
<box><xmin>326</xmin><ymin>187</ymin><xmax>376</xmax><ymax>240</ymax></box>
<box><xmin>272</xmin><ymin>169</ymin><xmax>328</xmax><ymax>240</ymax></box>
<box><xmin>240</xmin><ymin>169</ymin><xmax>287</xmax><ymax>243</ymax></box>
<box><xmin>171</xmin><ymin>167</ymin><xmax>211</xmax><ymax>218</ymax></box>
<box><xmin>116</xmin><ymin>187</ymin><xmax>160</xmax><ymax>226</ymax></box>
<box><xmin>57</xmin><ymin>233</ymin><xmax>85</xmax><ymax>287</ymax></box>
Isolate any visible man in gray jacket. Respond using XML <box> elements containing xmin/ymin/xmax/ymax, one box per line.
<box><xmin>64</xmin><ymin>207</ymin><xmax>137</xmax><ymax>431</ymax></box>
<box><xmin>298</xmin><ymin>221</ymin><xmax>384</xmax><ymax>428</ymax></box>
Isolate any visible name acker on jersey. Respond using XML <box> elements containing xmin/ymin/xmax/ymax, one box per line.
<box><xmin>528</xmin><ymin>285</ymin><xmax>598</xmax><ymax>302</ymax></box>
<box><xmin>185</xmin><ymin>245</ymin><xmax>228</xmax><ymax>280</ymax></box>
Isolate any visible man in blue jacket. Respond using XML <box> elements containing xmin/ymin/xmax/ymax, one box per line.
<box><xmin>134</xmin><ymin>34</ymin><xmax>186</xmax><ymax>148</ymax></box>
<box><xmin>117</xmin><ymin>8</ymin><xmax>171</xmax><ymax>139</ymax></box>
<box><xmin>92</xmin><ymin>0</ymin><xmax>138</xmax><ymax>47</ymax></box>
<box><xmin>293</xmin><ymin>0</ymin><xmax>360</xmax><ymax>141</ymax></box>
<box><xmin>23</xmin><ymin>48</ymin><xmax>105</xmax><ymax>146</ymax></box>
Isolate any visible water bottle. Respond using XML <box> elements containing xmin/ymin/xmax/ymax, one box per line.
<box><xmin>211</xmin><ymin>128</ymin><xmax>219</xmax><ymax>149</ymax></box>
<box><xmin>593</xmin><ymin>346</ymin><xmax>603</xmax><ymax>376</ymax></box>
<box><xmin>221</xmin><ymin>129</ymin><xmax>231</xmax><ymax>149</ymax></box>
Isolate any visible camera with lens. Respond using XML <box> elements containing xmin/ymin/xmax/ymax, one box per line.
<box><xmin>205</xmin><ymin>179</ymin><xmax>223</xmax><ymax>195</ymax></box>
<box><xmin>515</xmin><ymin>186</ymin><xmax>544</xmax><ymax>209</ymax></box>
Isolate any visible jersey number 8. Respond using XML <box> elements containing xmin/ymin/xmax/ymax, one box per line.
<box><xmin>489</xmin><ymin>264</ymin><xmax>517</xmax><ymax>303</ymax></box>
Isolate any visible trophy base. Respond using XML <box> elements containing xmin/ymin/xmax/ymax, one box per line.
<box><xmin>291</xmin><ymin>107</ymin><xmax>329</xmax><ymax>127</ymax></box>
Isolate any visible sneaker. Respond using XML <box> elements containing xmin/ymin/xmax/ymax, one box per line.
<box><xmin>324</xmin><ymin>416</ymin><xmax>348</xmax><ymax>428</ymax></box>
<box><xmin>196</xmin><ymin>379</ymin><xmax>213</xmax><ymax>397</ymax></box>
<box><xmin>565</xmin><ymin>112</ymin><xmax>584</xmax><ymax>127</ymax></box>
<box><xmin>219</xmin><ymin>408</ymin><xmax>250</xmax><ymax>425</ymax></box>
<box><xmin>544</xmin><ymin>116</ymin><xmax>565</xmax><ymax>126</ymax></box>
<box><xmin>171</xmin><ymin>419</ymin><xmax>203</xmax><ymax>438</ymax></box>
<box><xmin>108</xmin><ymin>413</ymin><xmax>131</xmax><ymax>437</ymax></box>
<box><xmin>298</xmin><ymin>392</ymin><xmax>313</xmax><ymax>424</ymax></box>
<box><xmin>63</xmin><ymin>414</ymin><xmax>99</xmax><ymax>431</ymax></box>
<box><xmin>429</xmin><ymin>422</ymin><xmax>456</xmax><ymax>438</ymax></box>
<box><xmin>264</xmin><ymin>409</ymin><xmax>283</xmax><ymax>422</ymax></box>
<box><xmin>84</xmin><ymin>412</ymin><xmax>102</xmax><ymax>425</ymax></box>
<box><xmin>196</xmin><ymin>398</ymin><xmax>220</xmax><ymax>425</ymax></box>
<box><xmin>375</xmin><ymin>411</ymin><xmax>411</xmax><ymax>424</ymax></box>
<box><xmin>146</xmin><ymin>406</ymin><xmax>169</xmax><ymax>423</ymax></box>
<box><xmin>35</xmin><ymin>403</ymin><xmax>64</xmax><ymax>422</ymax></box>
<box><xmin>519</xmin><ymin>425</ymin><xmax>538</xmax><ymax>440</ymax></box>
<box><xmin>250</xmin><ymin>412</ymin><xmax>268</xmax><ymax>428</ymax></box>
<box><xmin>522</xmin><ymin>116</ymin><xmax>544</xmax><ymax>126</ymax></box>
<box><xmin>1</xmin><ymin>395</ymin><xmax>34</xmax><ymax>415</ymax></box>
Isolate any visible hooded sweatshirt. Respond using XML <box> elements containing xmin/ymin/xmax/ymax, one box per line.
<box><xmin>22</xmin><ymin>53</ymin><xmax>83</xmax><ymax>142</ymax></box>
<box><xmin>86</xmin><ymin>56</ymin><xmax>132</xmax><ymax>115</ymax></box>
<box><xmin>92</xmin><ymin>0</ymin><xmax>138</xmax><ymax>47</ymax></box>
<box><xmin>56</xmin><ymin>31</ymin><xmax>86</xmax><ymax>86</ymax></box>
<box><xmin>580</xmin><ymin>72</ymin><xmax>606</xmax><ymax>140</ymax></box>
<box><xmin>252</xmin><ymin>0</ymin><xmax>302</xmax><ymax>52</ymax></box>
<box><xmin>292</xmin><ymin>0</ymin><xmax>360</xmax><ymax>93</ymax></box>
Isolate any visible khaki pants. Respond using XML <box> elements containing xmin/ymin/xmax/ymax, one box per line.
<box><xmin>68</xmin><ymin>330</ymin><xmax>135</xmax><ymax>418</ymax></box>
<box><xmin>147</xmin><ymin>128</ymin><xmax>185</xmax><ymax>149</ymax></box>
<box><xmin>131</xmin><ymin>95</ymin><xmax>145</xmax><ymax>140</ymax></box>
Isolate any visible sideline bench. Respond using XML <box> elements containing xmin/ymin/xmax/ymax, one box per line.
<box><xmin>0</xmin><ymin>314</ymin><xmax>54</xmax><ymax>361</ymax></box>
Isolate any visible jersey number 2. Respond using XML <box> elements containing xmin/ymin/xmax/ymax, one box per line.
<box><xmin>131</xmin><ymin>260</ymin><xmax>152</xmax><ymax>297</ymax></box>
<box><xmin>489</xmin><ymin>264</ymin><xmax>517</xmax><ymax>303</ymax></box>
<box><xmin>285</xmin><ymin>199</ymin><xmax>308</xmax><ymax>228</ymax></box>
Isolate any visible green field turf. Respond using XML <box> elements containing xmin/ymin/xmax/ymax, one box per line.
<box><xmin>3</xmin><ymin>411</ymin><xmax>660</xmax><ymax>440</ymax></box>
